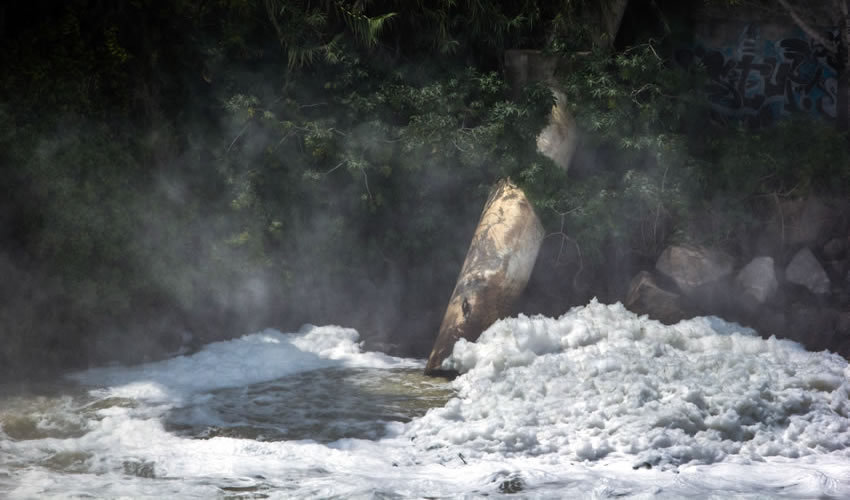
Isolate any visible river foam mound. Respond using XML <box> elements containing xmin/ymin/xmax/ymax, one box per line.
<box><xmin>3</xmin><ymin>302</ymin><xmax>850</xmax><ymax>498</ymax></box>
<box><xmin>405</xmin><ymin>299</ymin><xmax>850</xmax><ymax>469</ymax></box>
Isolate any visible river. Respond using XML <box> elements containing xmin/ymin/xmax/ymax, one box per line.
<box><xmin>2</xmin><ymin>300</ymin><xmax>849</xmax><ymax>498</ymax></box>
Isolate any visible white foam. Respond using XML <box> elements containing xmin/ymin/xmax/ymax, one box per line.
<box><xmin>5</xmin><ymin>304</ymin><xmax>850</xmax><ymax>498</ymax></box>
<box><xmin>405</xmin><ymin>300</ymin><xmax>850</xmax><ymax>470</ymax></box>
<box><xmin>67</xmin><ymin>325</ymin><xmax>420</xmax><ymax>403</ymax></box>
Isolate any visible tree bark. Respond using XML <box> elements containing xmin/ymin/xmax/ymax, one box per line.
<box><xmin>776</xmin><ymin>0</ymin><xmax>834</xmax><ymax>49</ymax></box>
<box><xmin>601</xmin><ymin>0</ymin><xmax>630</xmax><ymax>47</ymax></box>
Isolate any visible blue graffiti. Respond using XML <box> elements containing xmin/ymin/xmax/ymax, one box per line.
<box><xmin>676</xmin><ymin>24</ymin><xmax>839</xmax><ymax>127</ymax></box>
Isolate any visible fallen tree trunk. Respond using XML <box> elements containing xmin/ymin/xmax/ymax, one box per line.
<box><xmin>424</xmin><ymin>179</ymin><xmax>544</xmax><ymax>376</ymax></box>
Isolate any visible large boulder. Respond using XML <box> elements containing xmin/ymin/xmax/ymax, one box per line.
<box><xmin>735</xmin><ymin>256</ymin><xmax>778</xmax><ymax>306</ymax></box>
<box><xmin>624</xmin><ymin>271</ymin><xmax>694</xmax><ymax>324</ymax></box>
<box><xmin>785</xmin><ymin>247</ymin><xmax>830</xmax><ymax>295</ymax></box>
<box><xmin>786</xmin><ymin>197</ymin><xmax>833</xmax><ymax>246</ymax></box>
<box><xmin>655</xmin><ymin>244</ymin><xmax>735</xmax><ymax>296</ymax></box>
<box><xmin>757</xmin><ymin>197</ymin><xmax>835</xmax><ymax>255</ymax></box>
<box><xmin>424</xmin><ymin>179</ymin><xmax>544</xmax><ymax>376</ymax></box>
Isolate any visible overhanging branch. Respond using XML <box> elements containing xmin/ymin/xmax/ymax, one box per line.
<box><xmin>264</xmin><ymin>0</ymin><xmax>284</xmax><ymax>45</ymax></box>
<box><xmin>776</xmin><ymin>0</ymin><xmax>837</xmax><ymax>52</ymax></box>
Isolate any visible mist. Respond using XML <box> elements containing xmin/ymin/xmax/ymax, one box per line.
<box><xmin>3</xmin><ymin>2</ymin><xmax>850</xmax><ymax>498</ymax></box>
<box><xmin>3</xmin><ymin>0</ymin><xmax>849</xmax><ymax>380</ymax></box>
<box><xmin>0</xmin><ymin>2</ymin><xmax>526</xmax><ymax>380</ymax></box>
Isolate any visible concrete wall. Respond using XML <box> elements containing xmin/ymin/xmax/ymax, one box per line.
<box><xmin>506</xmin><ymin>4</ymin><xmax>841</xmax><ymax>130</ymax></box>
<box><xmin>676</xmin><ymin>12</ymin><xmax>840</xmax><ymax>127</ymax></box>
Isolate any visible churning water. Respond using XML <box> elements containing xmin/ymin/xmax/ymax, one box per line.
<box><xmin>2</xmin><ymin>301</ymin><xmax>850</xmax><ymax>498</ymax></box>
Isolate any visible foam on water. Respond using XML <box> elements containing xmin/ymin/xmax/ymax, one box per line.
<box><xmin>68</xmin><ymin>324</ymin><xmax>419</xmax><ymax>403</ymax></box>
<box><xmin>2</xmin><ymin>303</ymin><xmax>850</xmax><ymax>498</ymax></box>
<box><xmin>406</xmin><ymin>300</ymin><xmax>850</xmax><ymax>470</ymax></box>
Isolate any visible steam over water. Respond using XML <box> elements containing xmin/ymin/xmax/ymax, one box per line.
<box><xmin>2</xmin><ymin>301</ymin><xmax>850</xmax><ymax>498</ymax></box>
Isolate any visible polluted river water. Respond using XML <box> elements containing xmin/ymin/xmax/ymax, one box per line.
<box><xmin>1</xmin><ymin>300</ymin><xmax>850</xmax><ymax>498</ymax></box>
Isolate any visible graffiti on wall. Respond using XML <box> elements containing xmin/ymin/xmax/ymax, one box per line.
<box><xmin>676</xmin><ymin>24</ymin><xmax>839</xmax><ymax>127</ymax></box>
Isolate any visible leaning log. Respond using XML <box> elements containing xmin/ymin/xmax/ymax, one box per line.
<box><xmin>424</xmin><ymin>178</ymin><xmax>544</xmax><ymax>376</ymax></box>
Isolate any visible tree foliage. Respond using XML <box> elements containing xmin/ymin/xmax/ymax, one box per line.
<box><xmin>0</xmin><ymin>0</ymin><xmax>569</xmax><ymax>375</ymax></box>
<box><xmin>2</xmin><ymin>0</ymin><xmax>848</xmax><ymax>377</ymax></box>
<box><xmin>553</xmin><ymin>36</ymin><xmax>849</xmax><ymax>275</ymax></box>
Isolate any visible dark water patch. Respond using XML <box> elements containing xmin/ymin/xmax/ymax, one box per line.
<box><xmin>164</xmin><ymin>367</ymin><xmax>452</xmax><ymax>443</ymax></box>
<box><xmin>323</xmin><ymin>492</ymin><xmax>406</xmax><ymax>500</ymax></box>
<box><xmin>219</xmin><ymin>479</ymin><xmax>272</xmax><ymax>499</ymax></box>
<box><xmin>499</xmin><ymin>476</ymin><xmax>525</xmax><ymax>494</ymax></box>
<box><xmin>0</xmin><ymin>384</ymin><xmax>94</xmax><ymax>441</ymax></box>
<box><xmin>490</xmin><ymin>471</ymin><xmax>525</xmax><ymax>494</ymax></box>
<box><xmin>123</xmin><ymin>459</ymin><xmax>156</xmax><ymax>478</ymax></box>
<box><xmin>42</xmin><ymin>451</ymin><xmax>92</xmax><ymax>473</ymax></box>
<box><xmin>1</xmin><ymin>415</ymin><xmax>39</xmax><ymax>440</ymax></box>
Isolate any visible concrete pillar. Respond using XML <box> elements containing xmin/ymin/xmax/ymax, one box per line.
<box><xmin>424</xmin><ymin>179</ymin><xmax>544</xmax><ymax>376</ymax></box>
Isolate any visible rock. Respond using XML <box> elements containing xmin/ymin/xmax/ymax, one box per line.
<box><xmin>823</xmin><ymin>237</ymin><xmax>846</xmax><ymax>260</ymax></box>
<box><xmin>785</xmin><ymin>248</ymin><xmax>830</xmax><ymax>295</ymax></box>
<box><xmin>836</xmin><ymin>339</ymin><xmax>850</xmax><ymax>360</ymax></box>
<box><xmin>425</xmin><ymin>179</ymin><xmax>544</xmax><ymax>376</ymax></box>
<box><xmin>828</xmin><ymin>259</ymin><xmax>848</xmax><ymax>275</ymax></box>
<box><xmin>752</xmin><ymin>308</ymin><xmax>787</xmax><ymax>340</ymax></box>
<box><xmin>735</xmin><ymin>256</ymin><xmax>778</xmax><ymax>306</ymax></box>
<box><xmin>826</xmin><ymin>260</ymin><xmax>849</xmax><ymax>287</ymax></box>
<box><xmin>536</xmin><ymin>91</ymin><xmax>577</xmax><ymax>171</ymax></box>
<box><xmin>835</xmin><ymin>312</ymin><xmax>850</xmax><ymax>360</ymax></box>
<box><xmin>834</xmin><ymin>289</ymin><xmax>850</xmax><ymax>309</ymax></box>
<box><xmin>837</xmin><ymin>311</ymin><xmax>850</xmax><ymax>335</ymax></box>
<box><xmin>503</xmin><ymin>52</ymin><xmax>577</xmax><ymax>171</ymax></box>
<box><xmin>789</xmin><ymin>197</ymin><xmax>833</xmax><ymax>246</ymax></box>
<box><xmin>786</xmin><ymin>304</ymin><xmax>839</xmax><ymax>352</ymax></box>
<box><xmin>624</xmin><ymin>271</ymin><xmax>694</xmax><ymax>324</ymax></box>
<box><xmin>655</xmin><ymin>244</ymin><xmax>736</xmax><ymax>296</ymax></box>
<box><xmin>757</xmin><ymin>197</ymin><xmax>834</xmax><ymax>255</ymax></box>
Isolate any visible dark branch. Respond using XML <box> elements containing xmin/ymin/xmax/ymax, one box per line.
<box><xmin>776</xmin><ymin>0</ymin><xmax>837</xmax><ymax>52</ymax></box>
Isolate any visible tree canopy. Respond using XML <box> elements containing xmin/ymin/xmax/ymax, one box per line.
<box><xmin>1</xmin><ymin>0</ymin><xmax>847</xmax><ymax>378</ymax></box>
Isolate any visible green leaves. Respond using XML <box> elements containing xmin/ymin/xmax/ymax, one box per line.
<box><xmin>213</xmin><ymin>10</ymin><xmax>561</xmax><ymax>319</ymax></box>
<box><xmin>337</xmin><ymin>5</ymin><xmax>396</xmax><ymax>48</ymax></box>
<box><xmin>553</xmin><ymin>32</ymin><xmax>850</xmax><ymax>270</ymax></box>
<box><xmin>541</xmin><ymin>42</ymin><xmax>700</xmax><ymax>263</ymax></box>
